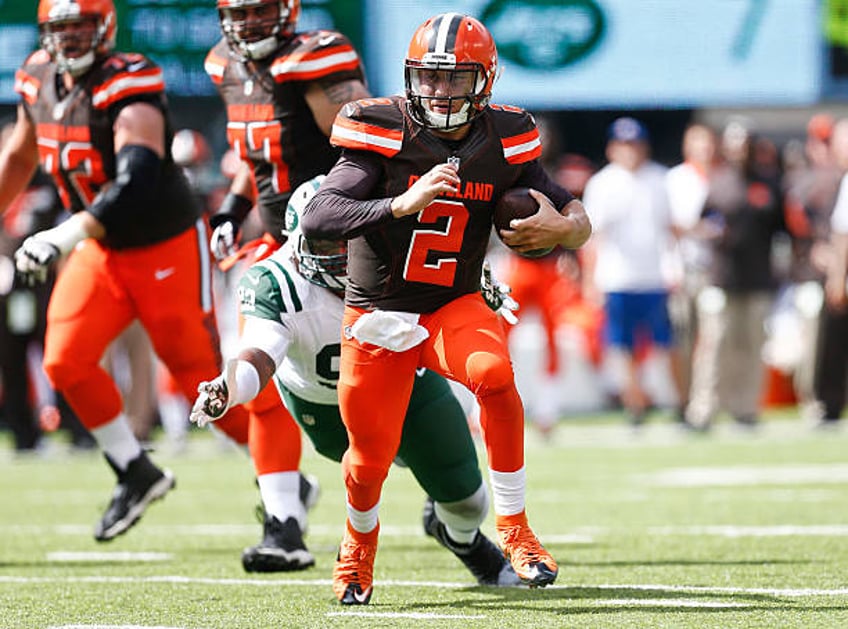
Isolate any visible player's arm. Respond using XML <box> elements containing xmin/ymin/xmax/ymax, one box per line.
<box><xmin>305</xmin><ymin>78</ymin><xmax>370</xmax><ymax>136</ymax></box>
<box><xmin>190</xmin><ymin>336</ymin><xmax>277</xmax><ymax>427</ymax></box>
<box><xmin>0</xmin><ymin>104</ymin><xmax>40</xmax><ymax>214</ymax></box>
<box><xmin>191</xmin><ymin>267</ymin><xmax>294</xmax><ymax>426</ymax></box>
<box><xmin>14</xmin><ymin>101</ymin><xmax>165</xmax><ymax>284</ymax></box>
<box><xmin>499</xmin><ymin>161</ymin><xmax>592</xmax><ymax>252</ymax></box>
<box><xmin>826</xmin><ymin>231</ymin><xmax>848</xmax><ymax>311</ymax></box>
<box><xmin>301</xmin><ymin>151</ymin><xmax>396</xmax><ymax>240</ymax></box>
<box><xmin>210</xmin><ymin>160</ymin><xmax>255</xmax><ymax>262</ymax></box>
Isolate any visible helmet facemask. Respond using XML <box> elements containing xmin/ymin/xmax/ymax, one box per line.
<box><xmin>219</xmin><ymin>0</ymin><xmax>295</xmax><ymax>61</ymax></box>
<box><xmin>282</xmin><ymin>174</ymin><xmax>346</xmax><ymax>295</ymax></box>
<box><xmin>40</xmin><ymin>14</ymin><xmax>107</xmax><ymax>77</ymax></box>
<box><xmin>293</xmin><ymin>235</ymin><xmax>349</xmax><ymax>296</ymax></box>
<box><xmin>405</xmin><ymin>55</ymin><xmax>489</xmax><ymax>132</ymax></box>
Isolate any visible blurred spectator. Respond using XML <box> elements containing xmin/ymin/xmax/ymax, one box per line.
<box><xmin>582</xmin><ymin>117</ymin><xmax>685</xmax><ymax>426</ymax></box>
<box><xmin>782</xmin><ymin>113</ymin><xmax>844</xmax><ymax>423</ymax></box>
<box><xmin>685</xmin><ymin>121</ymin><xmax>795</xmax><ymax>430</ymax></box>
<box><xmin>818</xmin><ymin>117</ymin><xmax>848</xmax><ymax>426</ymax></box>
<box><xmin>665</xmin><ymin>123</ymin><xmax>719</xmax><ymax>420</ymax></box>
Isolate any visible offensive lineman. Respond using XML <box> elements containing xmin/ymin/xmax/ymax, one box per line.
<box><xmin>0</xmin><ymin>0</ymin><xmax>253</xmax><ymax>540</ymax></box>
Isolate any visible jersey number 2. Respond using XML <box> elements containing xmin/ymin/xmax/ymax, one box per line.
<box><xmin>404</xmin><ymin>199</ymin><xmax>468</xmax><ymax>287</ymax></box>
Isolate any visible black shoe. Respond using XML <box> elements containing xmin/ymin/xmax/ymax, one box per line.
<box><xmin>422</xmin><ymin>497</ymin><xmax>520</xmax><ymax>586</ymax></box>
<box><xmin>242</xmin><ymin>515</ymin><xmax>315</xmax><ymax>572</ymax></box>
<box><xmin>733</xmin><ymin>414</ymin><xmax>759</xmax><ymax>429</ymax></box>
<box><xmin>94</xmin><ymin>451</ymin><xmax>175</xmax><ymax>542</ymax></box>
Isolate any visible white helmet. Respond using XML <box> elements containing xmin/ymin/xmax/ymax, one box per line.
<box><xmin>284</xmin><ymin>175</ymin><xmax>348</xmax><ymax>295</ymax></box>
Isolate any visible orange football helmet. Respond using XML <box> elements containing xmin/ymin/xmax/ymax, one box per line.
<box><xmin>37</xmin><ymin>0</ymin><xmax>116</xmax><ymax>77</ymax></box>
<box><xmin>405</xmin><ymin>13</ymin><xmax>499</xmax><ymax>132</ymax></box>
<box><xmin>217</xmin><ymin>0</ymin><xmax>300</xmax><ymax>60</ymax></box>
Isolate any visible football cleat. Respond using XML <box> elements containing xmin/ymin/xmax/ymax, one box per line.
<box><xmin>422</xmin><ymin>497</ymin><xmax>520</xmax><ymax>586</ymax></box>
<box><xmin>496</xmin><ymin>511</ymin><xmax>558</xmax><ymax>587</ymax></box>
<box><xmin>94</xmin><ymin>451</ymin><xmax>175</xmax><ymax>542</ymax></box>
<box><xmin>333</xmin><ymin>521</ymin><xmax>379</xmax><ymax>605</ymax></box>
<box><xmin>242</xmin><ymin>515</ymin><xmax>315</xmax><ymax>572</ymax></box>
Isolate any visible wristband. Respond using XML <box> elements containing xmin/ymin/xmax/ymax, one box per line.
<box><xmin>211</xmin><ymin>192</ymin><xmax>253</xmax><ymax>228</ymax></box>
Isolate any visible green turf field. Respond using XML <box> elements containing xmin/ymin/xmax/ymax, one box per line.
<box><xmin>1</xmin><ymin>415</ymin><xmax>847</xmax><ymax>628</ymax></box>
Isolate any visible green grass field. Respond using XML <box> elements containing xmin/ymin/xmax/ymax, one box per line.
<box><xmin>1</xmin><ymin>414</ymin><xmax>847</xmax><ymax>629</ymax></box>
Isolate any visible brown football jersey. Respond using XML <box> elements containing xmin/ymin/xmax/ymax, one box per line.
<box><xmin>14</xmin><ymin>50</ymin><xmax>199</xmax><ymax>249</ymax></box>
<box><xmin>205</xmin><ymin>31</ymin><xmax>365</xmax><ymax>238</ymax></box>
<box><xmin>310</xmin><ymin>96</ymin><xmax>575</xmax><ymax>313</ymax></box>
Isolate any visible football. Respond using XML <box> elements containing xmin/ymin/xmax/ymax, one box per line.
<box><xmin>492</xmin><ymin>187</ymin><xmax>554</xmax><ymax>258</ymax></box>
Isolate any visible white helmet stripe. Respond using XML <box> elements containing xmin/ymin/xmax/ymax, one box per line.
<box><xmin>433</xmin><ymin>12</ymin><xmax>461</xmax><ymax>54</ymax></box>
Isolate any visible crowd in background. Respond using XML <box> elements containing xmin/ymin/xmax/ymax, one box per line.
<box><xmin>2</xmin><ymin>108</ymin><xmax>847</xmax><ymax>453</ymax></box>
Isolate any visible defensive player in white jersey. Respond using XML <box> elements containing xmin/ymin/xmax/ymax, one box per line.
<box><xmin>190</xmin><ymin>177</ymin><xmax>520</xmax><ymax>586</ymax></box>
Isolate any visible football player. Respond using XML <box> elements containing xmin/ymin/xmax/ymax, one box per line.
<box><xmin>301</xmin><ymin>13</ymin><xmax>591</xmax><ymax>604</ymax></box>
<box><xmin>190</xmin><ymin>176</ymin><xmax>520</xmax><ymax>587</ymax></box>
<box><xmin>0</xmin><ymin>0</ymin><xmax>254</xmax><ymax>541</ymax></box>
<box><xmin>203</xmin><ymin>0</ymin><xmax>371</xmax><ymax>571</ymax></box>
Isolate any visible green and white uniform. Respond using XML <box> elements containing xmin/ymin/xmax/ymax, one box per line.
<box><xmin>237</xmin><ymin>243</ymin><xmax>482</xmax><ymax>503</ymax></box>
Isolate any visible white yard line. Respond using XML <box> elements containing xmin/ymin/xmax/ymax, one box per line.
<box><xmin>326</xmin><ymin>611</ymin><xmax>486</xmax><ymax>619</ymax></box>
<box><xmin>3</xmin><ymin>575</ymin><xmax>848</xmax><ymax>598</ymax></box>
<box><xmin>645</xmin><ymin>463</ymin><xmax>848</xmax><ymax>487</ymax></box>
<box><xmin>648</xmin><ymin>524</ymin><xmax>848</xmax><ymax>537</ymax></box>
<box><xmin>47</xmin><ymin>552</ymin><xmax>172</xmax><ymax>562</ymax></box>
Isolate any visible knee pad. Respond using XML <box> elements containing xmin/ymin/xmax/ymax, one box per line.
<box><xmin>43</xmin><ymin>358</ymin><xmax>90</xmax><ymax>391</ymax></box>
<box><xmin>466</xmin><ymin>353</ymin><xmax>514</xmax><ymax>396</ymax></box>
<box><xmin>435</xmin><ymin>484</ymin><xmax>489</xmax><ymax>533</ymax></box>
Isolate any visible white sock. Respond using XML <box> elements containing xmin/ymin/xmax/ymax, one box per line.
<box><xmin>488</xmin><ymin>466</ymin><xmax>526</xmax><ymax>516</ymax></box>
<box><xmin>347</xmin><ymin>501</ymin><xmax>379</xmax><ymax>535</ymax></box>
<box><xmin>258</xmin><ymin>471</ymin><xmax>305</xmax><ymax>529</ymax></box>
<box><xmin>91</xmin><ymin>414</ymin><xmax>142</xmax><ymax>471</ymax></box>
<box><xmin>436</xmin><ymin>484</ymin><xmax>489</xmax><ymax>545</ymax></box>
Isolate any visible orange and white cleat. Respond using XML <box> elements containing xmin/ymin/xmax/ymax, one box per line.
<box><xmin>333</xmin><ymin>520</ymin><xmax>379</xmax><ymax>605</ymax></box>
<box><xmin>496</xmin><ymin>510</ymin><xmax>558</xmax><ymax>587</ymax></box>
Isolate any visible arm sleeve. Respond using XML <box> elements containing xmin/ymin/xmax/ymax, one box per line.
<box><xmin>515</xmin><ymin>160</ymin><xmax>576</xmax><ymax>211</ymax></box>
<box><xmin>300</xmin><ymin>150</ymin><xmax>394</xmax><ymax>240</ymax></box>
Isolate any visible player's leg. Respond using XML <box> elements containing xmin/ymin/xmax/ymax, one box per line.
<box><xmin>133</xmin><ymin>223</ymin><xmax>249</xmax><ymax>446</ymax></box>
<box><xmin>420</xmin><ymin>293</ymin><xmax>557</xmax><ymax>587</ymax></box>
<box><xmin>236</xmin><ymin>306</ymin><xmax>314</xmax><ymax>572</ymax></box>
<box><xmin>43</xmin><ymin>240</ymin><xmax>174</xmax><ymax>541</ymax></box>
<box><xmin>399</xmin><ymin>369</ymin><xmax>519</xmax><ymax>586</ymax></box>
<box><xmin>333</xmin><ymin>306</ymin><xmax>418</xmax><ymax>604</ymax></box>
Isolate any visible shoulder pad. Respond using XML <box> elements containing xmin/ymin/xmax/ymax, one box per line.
<box><xmin>488</xmin><ymin>104</ymin><xmax>541</xmax><ymax>165</ymax></box>
<box><xmin>22</xmin><ymin>49</ymin><xmax>51</xmax><ymax>69</ymax></box>
<box><xmin>15</xmin><ymin>50</ymin><xmax>51</xmax><ymax>105</ymax></box>
<box><xmin>238</xmin><ymin>264</ymin><xmax>282</xmax><ymax>319</ymax></box>
<box><xmin>204</xmin><ymin>39</ymin><xmax>230</xmax><ymax>84</ymax></box>
<box><xmin>91</xmin><ymin>53</ymin><xmax>164</xmax><ymax>110</ymax></box>
<box><xmin>270</xmin><ymin>30</ymin><xmax>361</xmax><ymax>83</ymax></box>
<box><xmin>331</xmin><ymin>97</ymin><xmax>403</xmax><ymax>157</ymax></box>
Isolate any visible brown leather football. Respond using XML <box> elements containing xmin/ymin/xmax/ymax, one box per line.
<box><xmin>492</xmin><ymin>188</ymin><xmax>554</xmax><ymax>258</ymax></box>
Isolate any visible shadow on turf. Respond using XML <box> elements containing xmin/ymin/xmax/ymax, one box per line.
<box><xmin>399</xmin><ymin>585</ymin><xmax>848</xmax><ymax>616</ymax></box>
<box><xmin>573</xmin><ymin>558</ymin><xmax>812</xmax><ymax>567</ymax></box>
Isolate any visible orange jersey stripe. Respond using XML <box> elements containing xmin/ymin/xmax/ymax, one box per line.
<box><xmin>271</xmin><ymin>44</ymin><xmax>360</xmax><ymax>83</ymax></box>
<box><xmin>14</xmin><ymin>69</ymin><xmax>40</xmax><ymax>105</ymax></box>
<box><xmin>331</xmin><ymin>116</ymin><xmax>403</xmax><ymax>157</ymax></box>
<box><xmin>92</xmin><ymin>68</ymin><xmax>164</xmax><ymax>109</ymax></box>
<box><xmin>501</xmin><ymin>129</ymin><xmax>542</xmax><ymax>164</ymax></box>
